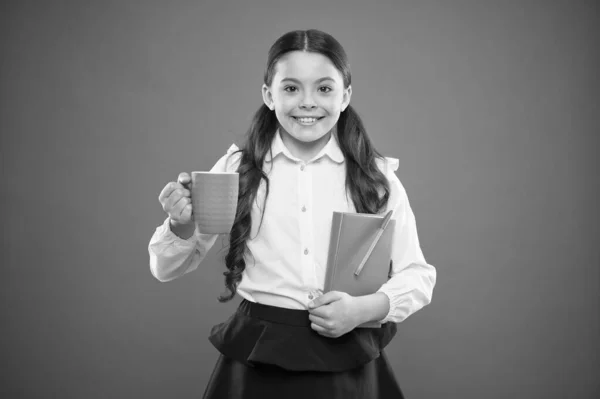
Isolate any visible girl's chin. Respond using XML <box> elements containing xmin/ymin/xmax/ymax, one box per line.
<box><xmin>292</xmin><ymin>132</ymin><xmax>332</xmax><ymax>144</ymax></box>
<box><xmin>280</xmin><ymin>126</ymin><xmax>328</xmax><ymax>142</ymax></box>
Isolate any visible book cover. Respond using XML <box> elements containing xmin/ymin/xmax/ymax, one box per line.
<box><xmin>324</xmin><ymin>211</ymin><xmax>395</xmax><ymax>328</ymax></box>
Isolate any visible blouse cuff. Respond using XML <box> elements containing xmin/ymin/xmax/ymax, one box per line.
<box><xmin>158</xmin><ymin>217</ymin><xmax>198</xmax><ymax>245</ymax></box>
<box><xmin>375</xmin><ymin>286</ymin><xmax>413</xmax><ymax>324</ymax></box>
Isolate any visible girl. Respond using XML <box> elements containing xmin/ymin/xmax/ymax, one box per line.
<box><xmin>149</xmin><ymin>29</ymin><xmax>436</xmax><ymax>399</ymax></box>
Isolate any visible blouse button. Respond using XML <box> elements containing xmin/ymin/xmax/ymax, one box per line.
<box><xmin>304</xmin><ymin>248</ymin><xmax>309</xmax><ymax>255</ymax></box>
<box><xmin>300</xmin><ymin>164</ymin><xmax>305</xmax><ymax>171</ymax></box>
<box><xmin>308</xmin><ymin>294</ymin><xmax>314</xmax><ymax>300</ymax></box>
<box><xmin>301</xmin><ymin>206</ymin><xmax>306</xmax><ymax>212</ymax></box>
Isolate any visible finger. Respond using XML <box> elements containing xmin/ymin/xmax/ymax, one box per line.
<box><xmin>181</xmin><ymin>203</ymin><xmax>193</xmax><ymax>222</ymax></box>
<box><xmin>165</xmin><ymin>187</ymin><xmax>190</xmax><ymax>211</ymax></box>
<box><xmin>171</xmin><ymin>195</ymin><xmax>191</xmax><ymax>219</ymax></box>
<box><xmin>308</xmin><ymin>314</ymin><xmax>331</xmax><ymax>329</ymax></box>
<box><xmin>178</xmin><ymin>172</ymin><xmax>191</xmax><ymax>187</ymax></box>
<box><xmin>308</xmin><ymin>291</ymin><xmax>343</xmax><ymax>309</ymax></box>
<box><xmin>308</xmin><ymin>306</ymin><xmax>330</xmax><ymax>319</ymax></box>
<box><xmin>158</xmin><ymin>182</ymin><xmax>179</xmax><ymax>205</ymax></box>
<box><xmin>310</xmin><ymin>322</ymin><xmax>332</xmax><ymax>337</ymax></box>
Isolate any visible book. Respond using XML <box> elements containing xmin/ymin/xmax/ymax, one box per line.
<box><xmin>324</xmin><ymin>211</ymin><xmax>396</xmax><ymax>328</ymax></box>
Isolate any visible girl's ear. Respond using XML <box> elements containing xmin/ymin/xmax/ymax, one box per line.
<box><xmin>341</xmin><ymin>85</ymin><xmax>352</xmax><ymax>112</ymax></box>
<box><xmin>262</xmin><ymin>84</ymin><xmax>275</xmax><ymax>110</ymax></box>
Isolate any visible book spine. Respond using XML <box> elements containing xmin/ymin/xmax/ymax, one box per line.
<box><xmin>330</xmin><ymin>212</ymin><xmax>344</xmax><ymax>292</ymax></box>
<box><xmin>357</xmin><ymin>321</ymin><xmax>383</xmax><ymax>328</ymax></box>
<box><xmin>324</xmin><ymin>212</ymin><xmax>344</xmax><ymax>292</ymax></box>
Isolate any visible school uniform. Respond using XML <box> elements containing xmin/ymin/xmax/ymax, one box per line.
<box><xmin>148</xmin><ymin>129</ymin><xmax>437</xmax><ymax>398</ymax></box>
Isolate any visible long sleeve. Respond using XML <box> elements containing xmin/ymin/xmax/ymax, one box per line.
<box><xmin>148</xmin><ymin>217</ymin><xmax>220</xmax><ymax>282</ymax></box>
<box><xmin>375</xmin><ymin>157</ymin><xmax>437</xmax><ymax>324</ymax></box>
<box><xmin>148</xmin><ymin>144</ymin><xmax>242</xmax><ymax>282</ymax></box>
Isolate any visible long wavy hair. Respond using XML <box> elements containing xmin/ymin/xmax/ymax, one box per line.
<box><xmin>218</xmin><ymin>29</ymin><xmax>391</xmax><ymax>302</ymax></box>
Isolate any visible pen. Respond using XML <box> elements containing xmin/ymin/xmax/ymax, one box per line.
<box><xmin>354</xmin><ymin>209</ymin><xmax>394</xmax><ymax>276</ymax></box>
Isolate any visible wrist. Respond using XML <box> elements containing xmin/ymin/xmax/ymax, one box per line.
<box><xmin>354</xmin><ymin>292</ymin><xmax>390</xmax><ymax>325</ymax></box>
<box><xmin>169</xmin><ymin>218</ymin><xmax>195</xmax><ymax>239</ymax></box>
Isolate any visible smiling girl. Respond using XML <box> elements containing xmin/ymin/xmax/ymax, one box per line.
<box><xmin>149</xmin><ymin>29</ymin><xmax>436</xmax><ymax>399</ymax></box>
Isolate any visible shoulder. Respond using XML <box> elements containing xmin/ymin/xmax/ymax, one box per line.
<box><xmin>210</xmin><ymin>143</ymin><xmax>243</xmax><ymax>173</ymax></box>
<box><xmin>375</xmin><ymin>156</ymin><xmax>400</xmax><ymax>176</ymax></box>
<box><xmin>375</xmin><ymin>155</ymin><xmax>409</xmax><ymax>202</ymax></box>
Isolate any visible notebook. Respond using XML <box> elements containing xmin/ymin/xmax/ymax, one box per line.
<box><xmin>324</xmin><ymin>211</ymin><xmax>396</xmax><ymax>328</ymax></box>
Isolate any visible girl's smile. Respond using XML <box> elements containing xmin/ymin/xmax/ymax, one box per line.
<box><xmin>291</xmin><ymin>116</ymin><xmax>325</xmax><ymax>126</ymax></box>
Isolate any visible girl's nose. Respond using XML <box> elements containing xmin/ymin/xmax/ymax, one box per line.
<box><xmin>300</xmin><ymin>94</ymin><xmax>317</xmax><ymax>109</ymax></box>
<box><xmin>300</xmin><ymin>102</ymin><xmax>317</xmax><ymax>110</ymax></box>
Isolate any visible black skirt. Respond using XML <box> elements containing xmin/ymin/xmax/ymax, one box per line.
<box><xmin>202</xmin><ymin>299</ymin><xmax>404</xmax><ymax>399</ymax></box>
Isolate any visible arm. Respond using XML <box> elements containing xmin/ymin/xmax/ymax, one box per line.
<box><xmin>368</xmin><ymin>157</ymin><xmax>437</xmax><ymax>324</ymax></box>
<box><xmin>148</xmin><ymin>144</ymin><xmax>242</xmax><ymax>282</ymax></box>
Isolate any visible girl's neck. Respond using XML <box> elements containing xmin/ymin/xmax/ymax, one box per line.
<box><xmin>278</xmin><ymin>126</ymin><xmax>333</xmax><ymax>163</ymax></box>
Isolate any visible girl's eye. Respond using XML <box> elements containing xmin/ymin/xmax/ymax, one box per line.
<box><xmin>284</xmin><ymin>86</ymin><xmax>298</xmax><ymax>92</ymax></box>
<box><xmin>319</xmin><ymin>86</ymin><xmax>332</xmax><ymax>93</ymax></box>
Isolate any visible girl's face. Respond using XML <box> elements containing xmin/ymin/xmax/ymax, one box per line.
<box><xmin>262</xmin><ymin>51</ymin><xmax>351</xmax><ymax>157</ymax></box>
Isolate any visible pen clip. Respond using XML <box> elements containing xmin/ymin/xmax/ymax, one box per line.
<box><xmin>354</xmin><ymin>210</ymin><xmax>395</xmax><ymax>276</ymax></box>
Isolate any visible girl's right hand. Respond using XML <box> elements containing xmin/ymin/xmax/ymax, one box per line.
<box><xmin>158</xmin><ymin>172</ymin><xmax>193</xmax><ymax>226</ymax></box>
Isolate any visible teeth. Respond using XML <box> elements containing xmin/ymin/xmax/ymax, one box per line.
<box><xmin>296</xmin><ymin>117</ymin><xmax>319</xmax><ymax>124</ymax></box>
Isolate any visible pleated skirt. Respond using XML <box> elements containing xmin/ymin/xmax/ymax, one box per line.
<box><xmin>202</xmin><ymin>299</ymin><xmax>404</xmax><ymax>399</ymax></box>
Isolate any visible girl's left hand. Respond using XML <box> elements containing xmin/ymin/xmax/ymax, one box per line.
<box><xmin>307</xmin><ymin>291</ymin><xmax>360</xmax><ymax>338</ymax></box>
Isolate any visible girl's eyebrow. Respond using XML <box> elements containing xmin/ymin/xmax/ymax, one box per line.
<box><xmin>280</xmin><ymin>77</ymin><xmax>336</xmax><ymax>84</ymax></box>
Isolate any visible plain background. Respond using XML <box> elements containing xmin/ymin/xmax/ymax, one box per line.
<box><xmin>1</xmin><ymin>1</ymin><xmax>598</xmax><ymax>398</ymax></box>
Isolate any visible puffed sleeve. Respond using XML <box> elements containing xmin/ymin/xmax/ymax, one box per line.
<box><xmin>374</xmin><ymin>156</ymin><xmax>437</xmax><ymax>323</ymax></box>
<box><xmin>148</xmin><ymin>144</ymin><xmax>242</xmax><ymax>282</ymax></box>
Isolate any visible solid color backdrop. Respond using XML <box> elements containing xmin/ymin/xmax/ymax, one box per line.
<box><xmin>1</xmin><ymin>1</ymin><xmax>598</xmax><ymax>398</ymax></box>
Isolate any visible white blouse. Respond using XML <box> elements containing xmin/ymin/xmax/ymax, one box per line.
<box><xmin>148</xmin><ymin>130</ymin><xmax>436</xmax><ymax>324</ymax></box>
